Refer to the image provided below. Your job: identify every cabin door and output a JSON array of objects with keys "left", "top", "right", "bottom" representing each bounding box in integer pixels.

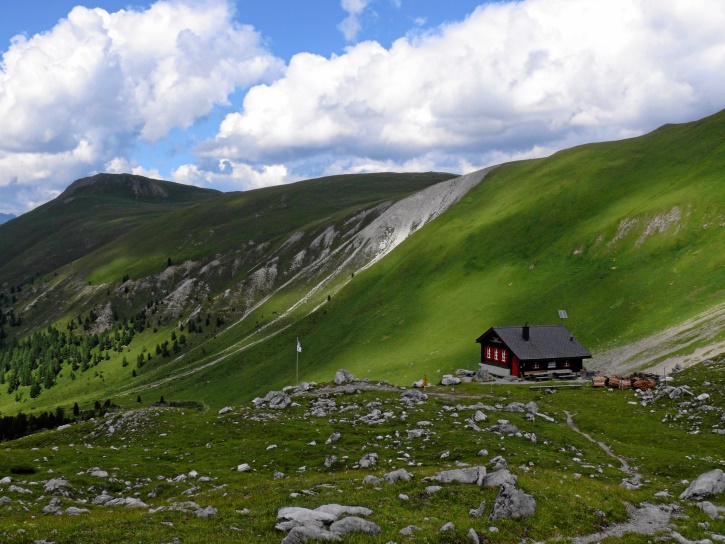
[{"left": 511, "top": 357, "right": 519, "bottom": 377}]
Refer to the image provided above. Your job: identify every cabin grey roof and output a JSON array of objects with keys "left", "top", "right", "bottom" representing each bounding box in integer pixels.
[{"left": 479, "top": 325, "right": 591, "bottom": 361}]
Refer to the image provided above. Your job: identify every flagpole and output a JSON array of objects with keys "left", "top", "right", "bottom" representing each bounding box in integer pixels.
[{"left": 296, "top": 337, "right": 299, "bottom": 386}]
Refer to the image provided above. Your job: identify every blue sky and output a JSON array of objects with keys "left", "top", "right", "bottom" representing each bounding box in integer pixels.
[{"left": 0, "top": 0, "right": 724, "bottom": 215}]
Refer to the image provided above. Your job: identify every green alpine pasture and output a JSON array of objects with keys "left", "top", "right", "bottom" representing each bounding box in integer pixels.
[{"left": 0, "top": 361, "right": 723, "bottom": 543}]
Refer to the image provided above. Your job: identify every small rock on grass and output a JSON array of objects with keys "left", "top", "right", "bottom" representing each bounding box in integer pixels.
[{"left": 400, "top": 525, "right": 422, "bottom": 535}]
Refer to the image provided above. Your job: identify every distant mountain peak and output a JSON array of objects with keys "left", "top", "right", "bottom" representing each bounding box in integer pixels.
[
  {"left": 61, "top": 173, "right": 172, "bottom": 200},
  {"left": 0, "top": 212, "right": 16, "bottom": 225}
]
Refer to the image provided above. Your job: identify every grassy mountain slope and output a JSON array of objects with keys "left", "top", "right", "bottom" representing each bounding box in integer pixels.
[
  {"left": 77, "top": 172, "right": 456, "bottom": 284},
  {"left": 0, "top": 174, "right": 221, "bottom": 285},
  {"left": 150, "top": 109, "right": 725, "bottom": 406},
  {"left": 0, "top": 171, "right": 456, "bottom": 415},
  {"left": 1, "top": 110, "right": 724, "bottom": 416}
]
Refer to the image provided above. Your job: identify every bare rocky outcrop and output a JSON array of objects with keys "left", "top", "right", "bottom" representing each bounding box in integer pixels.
[
  {"left": 489, "top": 483, "right": 536, "bottom": 520},
  {"left": 680, "top": 469, "right": 725, "bottom": 500},
  {"left": 425, "top": 466, "right": 486, "bottom": 486},
  {"left": 253, "top": 391, "right": 292, "bottom": 410}
]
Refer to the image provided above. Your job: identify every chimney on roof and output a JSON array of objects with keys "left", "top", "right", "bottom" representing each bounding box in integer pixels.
[{"left": 522, "top": 322, "right": 529, "bottom": 341}]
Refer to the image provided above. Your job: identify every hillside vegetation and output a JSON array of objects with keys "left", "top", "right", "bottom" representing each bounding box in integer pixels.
[
  {"left": 0, "top": 110, "right": 723, "bottom": 416},
  {"left": 146, "top": 108, "right": 725, "bottom": 406},
  {"left": 0, "top": 174, "right": 221, "bottom": 285}
]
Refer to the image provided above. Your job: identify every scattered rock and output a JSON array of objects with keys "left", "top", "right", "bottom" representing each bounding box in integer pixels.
[
  {"left": 42, "top": 498, "right": 62, "bottom": 515},
  {"left": 362, "top": 475, "right": 382, "bottom": 485},
  {"left": 195, "top": 506, "right": 218, "bottom": 518},
  {"left": 237, "top": 463, "right": 252, "bottom": 473},
  {"left": 425, "top": 466, "right": 486, "bottom": 485},
  {"left": 65, "top": 506, "right": 90, "bottom": 515},
  {"left": 359, "top": 453, "right": 378, "bottom": 468},
  {"left": 329, "top": 517, "right": 381, "bottom": 536},
  {"left": 425, "top": 485, "right": 442, "bottom": 494},
  {"left": 680, "top": 470, "right": 725, "bottom": 500},
  {"left": 218, "top": 406, "right": 233, "bottom": 415},
  {"left": 441, "top": 521, "right": 456, "bottom": 531},
  {"left": 316, "top": 505, "right": 372, "bottom": 517},
  {"left": 504, "top": 402, "right": 526, "bottom": 412},
  {"left": 44, "top": 478, "right": 74, "bottom": 497},
  {"left": 253, "top": 390, "right": 292, "bottom": 410},
  {"left": 468, "top": 528, "right": 481, "bottom": 543},
  {"left": 400, "top": 525, "right": 422, "bottom": 535},
  {"left": 469, "top": 501, "right": 486, "bottom": 518},
  {"left": 490, "top": 483, "right": 536, "bottom": 520},
  {"left": 325, "top": 432, "right": 341, "bottom": 445},
  {"left": 334, "top": 369, "right": 355, "bottom": 385},
  {"left": 383, "top": 469, "right": 413, "bottom": 484},
  {"left": 324, "top": 456, "right": 338, "bottom": 468},
  {"left": 482, "top": 469, "right": 517, "bottom": 487},
  {"left": 441, "top": 375, "right": 461, "bottom": 386}
]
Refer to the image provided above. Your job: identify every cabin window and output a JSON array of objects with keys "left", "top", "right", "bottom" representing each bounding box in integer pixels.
[
  {"left": 531, "top": 362, "right": 540, "bottom": 370},
  {"left": 485, "top": 347, "right": 491, "bottom": 359},
  {"left": 493, "top": 348, "right": 499, "bottom": 361},
  {"left": 563, "top": 360, "right": 571, "bottom": 368},
  {"left": 548, "top": 361, "right": 556, "bottom": 369},
  {"left": 501, "top": 350, "right": 507, "bottom": 363}
]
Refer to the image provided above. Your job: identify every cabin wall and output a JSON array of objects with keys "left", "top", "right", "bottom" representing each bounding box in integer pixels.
[{"left": 480, "top": 343, "right": 511, "bottom": 372}]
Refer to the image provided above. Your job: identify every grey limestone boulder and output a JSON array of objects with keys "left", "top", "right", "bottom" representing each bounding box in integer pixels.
[
  {"left": 44, "top": 478, "right": 74, "bottom": 497},
  {"left": 281, "top": 526, "right": 341, "bottom": 543},
  {"left": 195, "top": 506, "right": 218, "bottom": 518},
  {"left": 680, "top": 469, "right": 725, "bottom": 500},
  {"left": 383, "top": 468, "right": 413, "bottom": 484},
  {"left": 315, "top": 504, "right": 372, "bottom": 517},
  {"left": 325, "top": 432, "right": 341, "bottom": 445},
  {"left": 359, "top": 453, "right": 378, "bottom": 468},
  {"left": 401, "top": 389, "right": 428, "bottom": 403},
  {"left": 469, "top": 501, "right": 486, "bottom": 517},
  {"left": 490, "top": 483, "right": 536, "bottom": 520},
  {"left": 334, "top": 369, "right": 355, "bottom": 385},
  {"left": 504, "top": 402, "right": 526, "bottom": 412},
  {"left": 362, "top": 475, "right": 382, "bottom": 485},
  {"left": 483, "top": 469, "right": 517, "bottom": 487},
  {"left": 441, "top": 375, "right": 461, "bottom": 386},
  {"left": 65, "top": 506, "right": 90, "bottom": 515},
  {"left": 253, "top": 390, "right": 292, "bottom": 409},
  {"left": 426, "top": 466, "right": 486, "bottom": 485},
  {"left": 330, "top": 516, "right": 381, "bottom": 536}
]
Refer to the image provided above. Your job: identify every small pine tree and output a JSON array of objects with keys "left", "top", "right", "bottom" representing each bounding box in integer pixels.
[
  {"left": 137, "top": 395, "right": 141, "bottom": 403},
  {"left": 73, "top": 402, "right": 80, "bottom": 416},
  {"left": 422, "top": 373, "right": 429, "bottom": 387},
  {"left": 132, "top": 369, "right": 137, "bottom": 377},
  {"left": 167, "top": 257, "right": 172, "bottom": 267}
]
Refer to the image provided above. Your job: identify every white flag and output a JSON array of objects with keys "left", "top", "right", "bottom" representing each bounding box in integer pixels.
[{"left": 296, "top": 339, "right": 302, "bottom": 353}]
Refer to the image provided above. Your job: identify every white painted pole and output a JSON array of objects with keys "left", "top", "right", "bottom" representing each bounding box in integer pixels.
[{"left": 296, "top": 337, "right": 299, "bottom": 386}]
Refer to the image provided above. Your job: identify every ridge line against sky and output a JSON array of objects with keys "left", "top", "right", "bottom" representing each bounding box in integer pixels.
[{"left": 0, "top": 0, "right": 724, "bottom": 215}]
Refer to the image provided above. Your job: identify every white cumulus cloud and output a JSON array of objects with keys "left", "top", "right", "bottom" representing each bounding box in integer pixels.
[
  {"left": 338, "top": 0, "right": 372, "bottom": 41},
  {"left": 172, "top": 160, "right": 296, "bottom": 191},
  {"left": 201, "top": 0, "right": 725, "bottom": 175},
  {"left": 0, "top": 0, "right": 282, "bottom": 211}
]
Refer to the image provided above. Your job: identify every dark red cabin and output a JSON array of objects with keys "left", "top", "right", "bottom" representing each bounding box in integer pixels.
[{"left": 475, "top": 324, "right": 591, "bottom": 378}]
